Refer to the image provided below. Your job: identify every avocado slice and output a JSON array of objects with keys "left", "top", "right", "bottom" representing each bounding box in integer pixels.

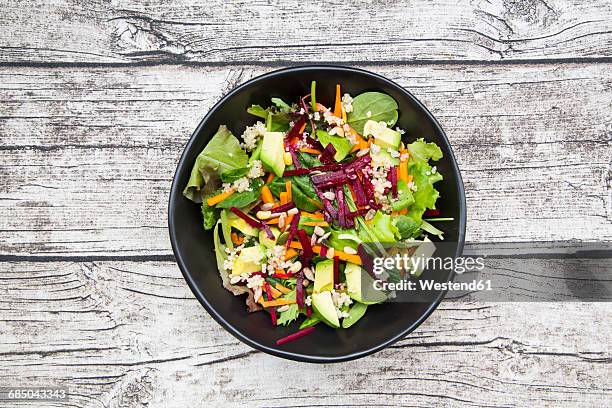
[
  {"left": 374, "top": 128, "right": 401, "bottom": 150},
  {"left": 226, "top": 211, "right": 259, "bottom": 236},
  {"left": 342, "top": 302, "right": 368, "bottom": 328},
  {"left": 261, "top": 131, "right": 285, "bottom": 176},
  {"left": 259, "top": 227, "right": 280, "bottom": 249},
  {"left": 370, "top": 145, "right": 400, "bottom": 166},
  {"left": 363, "top": 119, "right": 401, "bottom": 150},
  {"left": 314, "top": 259, "right": 334, "bottom": 293},
  {"left": 311, "top": 291, "right": 340, "bottom": 328},
  {"left": 231, "top": 245, "right": 265, "bottom": 276},
  {"left": 345, "top": 262, "right": 387, "bottom": 304},
  {"left": 316, "top": 130, "right": 352, "bottom": 162}
]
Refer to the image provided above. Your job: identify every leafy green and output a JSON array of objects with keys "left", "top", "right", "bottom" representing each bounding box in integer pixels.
[
  {"left": 342, "top": 302, "right": 368, "bottom": 328},
  {"left": 219, "top": 209, "right": 234, "bottom": 250},
  {"left": 220, "top": 167, "right": 249, "bottom": 183},
  {"left": 297, "top": 151, "right": 322, "bottom": 168},
  {"left": 420, "top": 220, "right": 445, "bottom": 240},
  {"left": 347, "top": 92, "right": 398, "bottom": 134},
  {"left": 269, "top": 177, "right": 321, "bottom": 212},
  {"left": 247, "top": 105, "right": 291, "bottom": 132},
  {"left": 328, "top": 229, "right": 360, "bottom": 251},
  {"left": 271, "top": 97, "right": 291, "bottom": 113},
  {"left": 406, "top": 138, "right": 443, "bottom": 163},
  {"left": 276, "top": 291, "right": 299, "bottom": 326},
  {"left": 390, "top": 179, "right": 415, "bottom": 211},
  {"left": 366, "top": 211, "right": 399, "bottom": 243},
  {"left": 215, "top": 179, "right": 264, "bottom": 209},
  {"left": 299, "top": 315, "right": 321, "bottom": 329},
  {"left": 394, "top": 214, "right": 421, "bottom": 239},
  {"left": 201, "top": 201, "right": 220, "bottom": 231},
  {"left": 316, "top": 130, "right": 352, "bottom": 161},
  {"left": 213, "top": 221, "right": 261, "bottom": 312},
  {"left": 183, "top": 125, "right": 248, "bottom": 202}
]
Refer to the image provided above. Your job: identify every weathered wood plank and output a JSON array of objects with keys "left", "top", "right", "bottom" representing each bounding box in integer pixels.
[
  {"left": 0, "top": 0, "right": 611, "bottom": 64},
  {"left": 0, "top": 261, "right": 609, "bottom": 407},
  {"left": 0, "top": 64, "right": 610, "bottom": 256}
]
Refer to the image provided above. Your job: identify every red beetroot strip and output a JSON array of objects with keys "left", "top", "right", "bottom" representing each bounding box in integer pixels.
[
  {"left": 424, "top": 209, "right": 441, "bottom": 217},
  {"left": 296, "top": 270, "right": 305, "bottom": 308},
  {"left": 390, "top": 166, "right": 398, "bottom": 198},
  {"left": 275, "top": 326, "right": 316, "bottom": 345},
  {"left": 333, "top": 255, "right": 340, "bottom": 286},
  {"left": 335, "top": 186, "right": 346, "bottom": 227},
  {"left": 270, "top": 202, "right": 296, "bottom": 214},
  {"left": 297, "top": 229, "right": 314, "bottom": 265},
  {"left": 264, "top": 282, "right": 277, "bottom": 326},
  {"left": 284, "top": 212, "right": 301, "bottom": 250}
]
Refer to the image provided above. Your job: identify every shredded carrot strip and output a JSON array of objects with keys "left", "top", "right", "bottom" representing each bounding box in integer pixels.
[
  {"left": 342, "top": 107, "right": 347, "bottom": 123},
  {"left": 315, "top": 102, "right": 326, "bottom": 112},
  {"left": 266, "top": 218, "right": 280, "bottom": 225},
  {"left": 301, "top": 211, "right": 324, "bottom": 219},
  {"left": 230, "top": 232, "right": 243, "bottom": 245},
  {"left": 334, "top": 84, "right": 342, "bottom": 117},
  {"left": 280, "top": 192, "right": 288, "bottom": 205},
  {"left": 302, "top": 221, "right": 329, "bottom": 227},
  {"left": 399, "top": 208, "right": 408, "bottom": 215},
  {"left": 207, "top": 189, "right": 235, "bottom": 206},
  {"left": 266, "top": 173, "right": 275, "bottom": 183},
  {"left": 261, "top": 298, "right": 296, "bottom": 308},
  {"left": 275, "top": 283, "right": 292, "bottom": 294},
  {"left": 283, "top": 248, "right": 300, "bottom": 260},
  {"left": 285, "top": 181, "right": 292, "bottom": 202},
  {"left": 399, "top": 162, "right": 408, "bottom": 183},
  {"left": 257, "top": 295, "right": 264, "bottom": 304},
  {"left": 269, "top": 285, "right": 283, "bottom": 299},
  {"left": 299, "top": 122, "right": 307, "bottom": 134},
  {"left": 299, "top": 147, "right": 323, "bottom": 155},
  {"left": 289, "top": 241, "right": 362, "bottom": 265},
  {"left": 261, "top": 185, "right": 274, "bottom": 204}
]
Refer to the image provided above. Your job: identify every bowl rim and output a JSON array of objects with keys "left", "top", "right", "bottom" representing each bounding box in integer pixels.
[{"left": 168, "top": 64, "right": 467, "bottom": 363}]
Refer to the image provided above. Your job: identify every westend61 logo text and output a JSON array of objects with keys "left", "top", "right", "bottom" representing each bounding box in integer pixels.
[{"left": 372, "top": 253, "right": 486, "bottom": 276}]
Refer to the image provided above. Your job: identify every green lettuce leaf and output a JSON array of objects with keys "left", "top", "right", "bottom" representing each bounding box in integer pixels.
[
  {"left": 213, "top": 221, "right": 261, "bottom": 312},
  {"left": 271, "top": 97, "right": 291, "bottom": 113},
  {"left": 215, "top": 179, "right": 264, "bottom": 209},
  {"left": 247, "top": 105, "right": 291, "bottom": 132},
  {"left": 394, "top": 214, "right": 421, "bottom": 239},
  {"left": 276, "top": 291, "right": 299, "bottom": 326},
  {"left": 406, "top": 138, "right": 443, "bottom": 163},
  {"left": 390, "top": 179, "right": 415, "bottom": 211},
  {"left": 201, "top": 201, "right": 220, "bottom": 231},
  {"left": 221, "top": 167, "right": 249, "bottom": 183},
  {"left": 183, "top": 125, "right": 248, "bottom": 202},
  {"left": 347, "top": 92, "right": 398, "bottom": 134},
  {"left": 365, "top": 211, "right": 399, "bottom": 243},
  {"left": 269, "top": 177, "right": 321, "bottom": 212}
]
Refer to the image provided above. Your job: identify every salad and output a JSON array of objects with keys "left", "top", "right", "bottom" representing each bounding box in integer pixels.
[{"left": 183, "top": 82, "right": 446, "bottom": 344}]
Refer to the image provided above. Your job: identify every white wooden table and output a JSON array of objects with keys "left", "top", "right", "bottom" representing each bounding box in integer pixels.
[{"left": 1, "top": 1, "right": 611, "bottom": 406}]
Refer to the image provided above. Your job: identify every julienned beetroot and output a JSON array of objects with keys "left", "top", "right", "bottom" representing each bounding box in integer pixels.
[{"left": 275, "top": 326, "right": 315, "bottom": 345}]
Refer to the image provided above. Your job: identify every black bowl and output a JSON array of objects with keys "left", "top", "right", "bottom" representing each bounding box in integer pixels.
[{"left": 168, "top": 65, "right": 466, "bottom": 362}]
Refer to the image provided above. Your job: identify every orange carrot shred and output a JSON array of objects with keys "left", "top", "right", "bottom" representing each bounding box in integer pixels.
[
  {"left": 285, "top": 181, "right": 292, "bottom": 202},
  {"left": 334, "top": 84, "right": 342, "bottom": 117},
  {"left": 261, "top": 185, "right": 274, "bottom": 204},
  {"left": 299, "top": 122, "right": 307, "bottom": 134},
  {"left": 207, "top": 189, "right": 235, "bottom": 206},
  {"left": 266, "top": 173, "right": 275, "bottom": 183},
  {"left": 299, "top": 147, "right": 323, "bottom": 155}
]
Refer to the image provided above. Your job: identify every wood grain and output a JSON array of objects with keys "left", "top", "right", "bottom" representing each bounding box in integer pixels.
[
  {"left": 0, "top": 64, "right": 610, "bottom": 257},
  {"left": 0, "top": 260, "right": 609, "bottom": 407},
  {"left": 0, "top": 0, "right": 611, "bottom": 64}
]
